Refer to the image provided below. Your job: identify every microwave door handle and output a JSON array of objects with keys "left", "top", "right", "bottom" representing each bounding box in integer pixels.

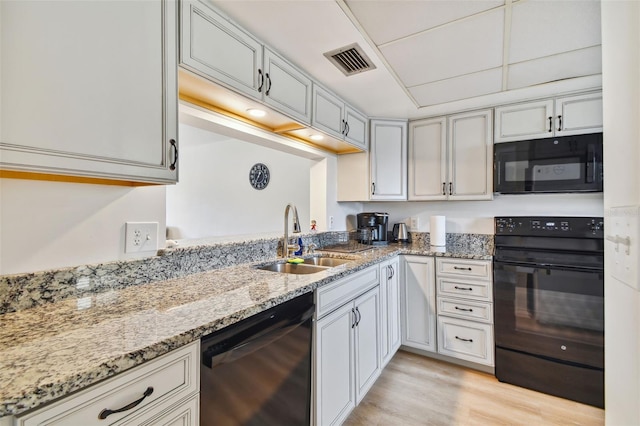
[{"left": 586, "top": 145, "right": 595, "bottom": 183}]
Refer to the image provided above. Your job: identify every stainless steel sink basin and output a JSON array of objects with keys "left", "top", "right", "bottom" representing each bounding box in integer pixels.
[
  {"left": 256, "top": 256, "right": 354, "bottom": 274},
  {"left": 302, "top": 257, "right": 352, "bottom": 267},
  {"left": 257, "top": 263, "right": 329, "bottom": 274}
]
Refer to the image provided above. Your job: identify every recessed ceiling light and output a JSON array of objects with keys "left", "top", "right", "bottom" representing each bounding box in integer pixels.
[
  {"left": 246, "top": 108, "right": 266, "bottom": 118},
  {"left": 310, "top": 134, "right": 324, "bottom": 141}
]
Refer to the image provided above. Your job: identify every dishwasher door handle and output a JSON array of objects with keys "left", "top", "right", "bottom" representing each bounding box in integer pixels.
[{"left": 202, "top": 304, "right": 314, "bottom": 369}]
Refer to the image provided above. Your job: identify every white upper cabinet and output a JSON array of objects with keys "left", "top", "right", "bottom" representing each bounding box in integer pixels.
[
  {"left": 312, "top": 86, "right": 345, "bottom": 137},
  {"left": 554, "top": 92, "right": 603, "bottom": 136},
  {"left": 409, "top": 109, "right": 492, "bottom": 201},
  {"left": 448, "top": 110, "right": 493, "bottom": 200},
  {"left": 408, "top": 117, "right": 447, "bottom": 200},
  {"left": 494, "top": 99, "right": 554, "bottom": 142},
  {"left": 0, "top": 0, "right": 179, "bottom": 184},
  {"left": 181, "top": 0, "right": 262, "bottom": 98},
  {"left": 344, "top": 106, "right": 368, "bottom": 150},
  {"left": 495, "top": 91, "right": 602, "bottom": 142},
  {"left": 312, "top": 85, "right": 369, "bottom": 151},
  {"left": 370, "top": 119, "right": 408, "bottom": 201},
  {"left": 337, "top": 118, "right": 405, "bottom": 201},
  {"left": 181, "top": 0, "right": 312, "bottom": 124},
  {"left": 262, "top": 48, "right": 312, "bottom": 124}
]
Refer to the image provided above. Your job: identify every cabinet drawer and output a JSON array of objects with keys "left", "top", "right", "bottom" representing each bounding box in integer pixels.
[
  {"left": 437, "top": 297, "right": 492, "bottom": 323},
  {"left": 316, "top": 266, "right": 379, "bottom": 319},
  {"left": 17, "top": 342, "right": 199, "bottom": 426},
  {"left": 437, "top": 317, "right": 494, "bottom": 366},
  {"left": 437, "top": 277, "right": 492, "bottom": 302},
  {"left": 436, "top": 258, "right": 491, "bottom": 280},
  {"left": 123, "top": 394, "right": 199, "bottom": 426}
]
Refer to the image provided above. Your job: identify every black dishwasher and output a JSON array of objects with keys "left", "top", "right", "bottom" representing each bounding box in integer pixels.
[{"left": 200, "top": 292, "right": 314, "bottom": 426}]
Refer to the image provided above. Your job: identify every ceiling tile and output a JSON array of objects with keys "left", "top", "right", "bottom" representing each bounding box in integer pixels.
[
  {"left": 508, "top": 46, "right": 602, "bottom": 90},
  {"left": 380, "top": 8, "right": 504, "bottom": 87},
  {"left": 346, "top": 0, "right": 505, "bottom": 45},
  {"left": 409, "top": 67, "right": 503, "bottom": 107},
  {"left": 509, "top": 0, "right": 601, "bottom": 64}
]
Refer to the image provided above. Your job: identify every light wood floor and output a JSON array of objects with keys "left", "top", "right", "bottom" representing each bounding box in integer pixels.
[{"left": 344, "top": 350, "right": 605, "bottom": 426}]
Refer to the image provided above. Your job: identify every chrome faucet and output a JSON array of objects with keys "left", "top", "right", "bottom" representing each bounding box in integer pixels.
[{"left": 283, "top": 203, "right": 301, "bottom": 258}]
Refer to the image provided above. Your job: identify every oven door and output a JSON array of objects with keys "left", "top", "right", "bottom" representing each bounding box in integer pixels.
[
  {"left": 494, "top": 260, "right": 604, "bottom": 368},
  {"left": 494, "top": 133, "right": 603, "bottom": 194}
]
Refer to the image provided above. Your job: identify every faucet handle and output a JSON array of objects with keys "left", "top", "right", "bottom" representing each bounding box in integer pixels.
[{"left": 307, "top": 243, "right": 317, "bottom": 254}]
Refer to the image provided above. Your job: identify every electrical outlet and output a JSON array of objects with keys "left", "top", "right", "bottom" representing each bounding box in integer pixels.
[
  {"left": 125, "top": 222, "right": 159, "bottom": 253},
  {"left": 410, "top": 217, "right": 419, "bottom": 230},
  {"left": 329, "top": 216, "right": 334, "bottom": 230}
]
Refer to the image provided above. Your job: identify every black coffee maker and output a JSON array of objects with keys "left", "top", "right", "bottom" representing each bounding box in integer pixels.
[{"left": 356, "top": 212, "right": 389, "bottom": 245}]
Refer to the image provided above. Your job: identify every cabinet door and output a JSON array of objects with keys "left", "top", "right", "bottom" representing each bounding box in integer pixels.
[
  {"left": 400, "top": 256, "right": 436, "bottom": 352},
  {"left": 379, "top": 258, "right": 400, "bottom": 368},
  {"left": 1, "top": 0, "right": 178, "bottom": 184},
  {"left": 448, "top": 110, "right": 493, "bottom": 200},
  {"left": 555, "top": 92, "right": 603, "bottom": 136},
  {"left": 494, "top": 99, "right": 554, "bottom": 142},
  {"left": 378, "top": 261, "right": 390, "bottom": 366},
  {"left": 387, "top": 257, "right": 402, "bottom": 360},
  {"left": 354, "top": 287, "right": 381, "bottom": 404},
  {"left": 180, "top": 0, "right": 262, "bottom": 99},
  {"left": 408, "top": 117, "right": 447, "bottom": 200},
  {"left": 263, "top": 47, "right": 312, "bottom": 124},
  {"left": 312, "top": 86, "right": 345, "bottom": 140},
  {"left": 370, "top": 119, "right": 408, "bottom": 200},
  {"left": 315, "top": 303, "right": 356, "bottom": 426},
  {"left": 344, "top": 105, "right": 369, "bottom": 150}
]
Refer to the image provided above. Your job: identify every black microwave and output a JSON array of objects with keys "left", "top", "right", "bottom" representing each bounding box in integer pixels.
[{"left": 494, "top": 133, "right": 603, "bottom": 194}]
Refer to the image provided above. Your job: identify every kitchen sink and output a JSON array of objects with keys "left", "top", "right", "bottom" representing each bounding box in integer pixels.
[
  {"left": 302, "top": 257, "right": 352, "bottom": 267},
  {"left": 256, "top": 256, "right": 354, "bottom": 274},
  {"left": 257, "top": 263, "right": 329, "bottom": 274}
]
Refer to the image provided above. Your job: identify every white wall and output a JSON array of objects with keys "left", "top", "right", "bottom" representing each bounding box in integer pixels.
[
  {"left": 166, "top": 124, "right": 313, "bottom": 239},
  {"left": 0, "top": 179, "right": 166, "bottom": 275},
  {"left": 365, "top": 193, "right": 603, "bottom": 234},
  {"left": 601, "top": 1, "right": 640, "bottom": 424}
]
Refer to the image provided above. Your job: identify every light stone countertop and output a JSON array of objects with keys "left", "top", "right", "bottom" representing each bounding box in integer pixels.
[{"left": 0, "top": 243, "right": 491, "bottom": 418}]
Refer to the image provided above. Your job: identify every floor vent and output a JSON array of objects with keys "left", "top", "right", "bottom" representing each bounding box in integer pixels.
[{"left": 323, "top": 43, "right": 376, "bottom": 76}]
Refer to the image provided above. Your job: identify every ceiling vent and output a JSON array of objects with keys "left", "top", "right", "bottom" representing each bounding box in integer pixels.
[{"left": 323, "top": 43, "right": 376, "bottom": 76}]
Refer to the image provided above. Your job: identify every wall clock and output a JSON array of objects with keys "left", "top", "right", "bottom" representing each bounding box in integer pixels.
[{"left": 249, "top": 163, "right": 270, "bottom": 190}]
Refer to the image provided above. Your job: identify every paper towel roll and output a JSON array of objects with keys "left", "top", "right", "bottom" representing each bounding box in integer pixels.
[{"left": 430, "top": 216, "right": 446, "bottom": 247}]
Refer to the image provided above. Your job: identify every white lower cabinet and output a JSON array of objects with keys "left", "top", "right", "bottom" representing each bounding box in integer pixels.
[
  {"left": 400, "top": 255, "right": 437, "bottom": 352},
  {"left": 400, "top": 255, "right": 495, "bottom": 368},
  {"left": 435, "top": 258, "right": 494, "bottom": 366},
  {"left": 315, "top": 266, "right": 381, "bottom": 426},
  {"left": 14, "top": 342, "right": 199, "bottom": 426},
  {"left": 379, "top": 256, "right": 401, "bottom": 367}
]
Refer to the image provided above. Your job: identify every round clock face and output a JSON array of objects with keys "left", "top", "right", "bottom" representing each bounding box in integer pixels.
[{"left": 249, "top": 163, "right": 270, "bottom": 190}]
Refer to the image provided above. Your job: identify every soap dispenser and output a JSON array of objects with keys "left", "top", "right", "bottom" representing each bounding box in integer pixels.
[{"left": 294, "top": 237, "right": 303, "bottom": 256}]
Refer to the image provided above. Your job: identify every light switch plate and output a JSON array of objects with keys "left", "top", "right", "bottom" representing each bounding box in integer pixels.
[
  {"left": 606, "top": 206, "right": 640, "bottom": 290},
  {"left": 125, "top": 222, "right": 159, "bottom": 254}
]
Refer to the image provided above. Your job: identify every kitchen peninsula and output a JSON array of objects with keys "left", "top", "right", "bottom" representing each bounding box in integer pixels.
[{"left": 0, "top": 231, "right": 491, "bottom": 423}]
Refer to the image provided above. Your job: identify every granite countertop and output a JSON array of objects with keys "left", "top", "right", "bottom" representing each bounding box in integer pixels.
[{"left": 0, "top": 243, "right": 491, "bottom": 418}]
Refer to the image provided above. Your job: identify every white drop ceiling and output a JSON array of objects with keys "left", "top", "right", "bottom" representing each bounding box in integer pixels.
[{"left": 211, "top": 0, "right": 602, "bottom": 119}]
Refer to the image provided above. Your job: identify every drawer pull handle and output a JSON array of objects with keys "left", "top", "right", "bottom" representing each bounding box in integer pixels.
[
  {"left": 453, "top": 266, "right": 472, "bottom": 271},
  {"left": 455, "top": 336, "right": 473, "bottom": 343},
  {"left": 98, "top": 386, "right": 154, "bottom": 420},
  {"left": 454, "top": 286, "right": 473, "bottom": 291},
  {"left": 454, "top": 306, "right": 473, "bottom": 312}
]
